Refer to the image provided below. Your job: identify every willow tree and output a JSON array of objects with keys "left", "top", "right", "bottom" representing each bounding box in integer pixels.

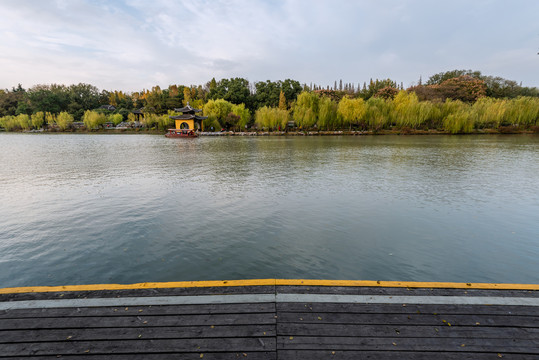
[
  {"left": 56, "top": 111, "right": 74, "bottom": 131},
  {"left": 141, "top": 113, "right": 158, "bottom": 128},
  {"left": 156, "top": 112, "right": 174, "bottom": 130},
  {"left": 293, "top": 91, "right": 318, "bottom": 129},
  {"left": 337, "top": 96, "right": 366, "bottom": 130},
  {"left": 472, "top": 97, "right": 507, "bottom": 128},
  {"left": 0, "top": 116, "right": 17, "bottom": 130},
  {"left": 31, "top": 112, "right": 45, "bottom": 129},
  {"left": 317, "top": 97, "right": 338, "bottom": 130},
  {"left": 364, "top": 97, "right": 393, "bottom": 130},
  {"left": 45, "top": 112, "right": 56, "bottom": 127},
  {"left": 203, "top": 99, "right": 234, "bottom": 129},
  {"left": 503, "top": 96, "right": 539, "bottom": 126},
  {"left": 16, "top": 114, "right": 31, "bottom": 130},
  {"left": 108, "top": 113, "right": 124, "bottom": 125},
  {"left": 442, "top": 100, "right": 473, "bottom": 133},
  {"left": 82, "top": 110, "right": 106, "bottom": 130},
  {"left": 393, "top": 91, "right": 419, "bottom": 128},
  {"left": 255, "top": 106, "right": 289, "bottom": 130},
  {"left": 231, "top": 103, "right": 251, "bottom": 130}
]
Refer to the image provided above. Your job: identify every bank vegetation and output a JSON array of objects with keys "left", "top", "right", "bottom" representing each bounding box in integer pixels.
[{"left": 1, "top": 70, "right": 538, "bottom": 134}]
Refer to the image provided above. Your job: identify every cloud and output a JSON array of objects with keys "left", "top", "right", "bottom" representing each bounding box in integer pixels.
[{"left": 0, "top": 0, "right": 538, "bottom": 91}]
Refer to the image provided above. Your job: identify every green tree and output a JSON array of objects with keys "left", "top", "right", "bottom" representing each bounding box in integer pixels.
[
  {"left": 426, "top": 69, "right": 482, "bottom": 85},
  {"left": 0, "top": 88, "right": 25, "bottom": 116},
  {"left": 361, "top": 79, "right": 398, "bottom": 100},
  {"left": 209, "top": 78, "right": 252, "bottom": 108},
  {"left": 26, "top": 84, "right": 70, "bottom": 114},
  {"left": 281, "top": 79, "right": 302, "bottom": 103},
  {"left": 68, "top": 83, "right": 101, "bottom": 111},
  {"left": 255, "top": 80, "right": 281, "bottom": 108},
  {"left": 208, "top": 77, "right": 217, "bottom": 92}
]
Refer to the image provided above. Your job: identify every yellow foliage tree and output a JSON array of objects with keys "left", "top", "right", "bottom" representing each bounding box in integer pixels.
[
  {"left": 56, "top": 112, "right": 74, "bottom": 131},
  {"left": 31, "top": 112, "right": 45, "bottom": 129},
  {"left": 337, "top": 96, "right": 366, "bottom": 130},
  {"left": 278, "top": 90, "right": 287, "bottom": 110}
]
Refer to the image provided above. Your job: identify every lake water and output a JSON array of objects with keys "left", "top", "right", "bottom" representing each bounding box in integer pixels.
[{"left": 0, "top": 133, "right": 538, "bottom": 287}]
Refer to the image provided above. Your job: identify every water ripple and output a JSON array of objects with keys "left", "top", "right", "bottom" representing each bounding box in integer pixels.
[{"left": 0, "top": 134, "right": 538, "bottom": 287}]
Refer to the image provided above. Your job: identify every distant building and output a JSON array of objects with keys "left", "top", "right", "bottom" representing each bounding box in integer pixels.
[
  {"left": 132, "top": 108, "right": 143, "bottom": 122},
  {"left": 169, "top": 103, "right": 207, "bottom": 130},
  {"left": 72, "top": 122, "right": 85, "bottom": 129},
  {"left": 99, "top": 105, "right": 116, "bottom": 111}
]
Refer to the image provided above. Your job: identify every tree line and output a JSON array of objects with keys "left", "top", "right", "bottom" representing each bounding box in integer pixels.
[{"left": 1, "top": 70, "right": 538, "bottom": 133}]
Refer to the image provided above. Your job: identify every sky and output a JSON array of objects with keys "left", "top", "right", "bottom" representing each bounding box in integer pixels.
[{"left": 0, "top": 0, "right": 538, "bottom": 92}]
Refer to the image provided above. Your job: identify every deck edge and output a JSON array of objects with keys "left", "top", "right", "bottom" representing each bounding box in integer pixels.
[{"left": 1, "top": 279, "right": 538, "bottom": 294}]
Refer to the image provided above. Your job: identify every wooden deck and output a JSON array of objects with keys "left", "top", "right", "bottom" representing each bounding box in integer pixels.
[{"left": 0, "top": 280, "right": 538, "bottom": 359}]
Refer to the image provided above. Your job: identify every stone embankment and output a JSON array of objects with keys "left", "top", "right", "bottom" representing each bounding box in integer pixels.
[{"left": 199, "top": 131, "right": 360, "bottom": 136}]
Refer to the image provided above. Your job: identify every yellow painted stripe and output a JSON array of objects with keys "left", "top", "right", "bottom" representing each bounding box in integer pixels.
[
  {"left": 275, "top": 279, "right": 539, "bottom": 290},
  {"left": 0, "top": 279, "right": 275, "bottom": 294},
  {"left": 0, "top": 279, "right": 537, "bottom": 294}
]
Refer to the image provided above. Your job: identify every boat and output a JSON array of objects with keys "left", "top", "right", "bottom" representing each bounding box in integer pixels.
[{"left": 165, "top": 129, "right": 198, "bottom": 138}]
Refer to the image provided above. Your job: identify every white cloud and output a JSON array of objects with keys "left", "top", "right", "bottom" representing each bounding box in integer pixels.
[{"left": 0, "top": 0, "right": 538, "bottom": 91}]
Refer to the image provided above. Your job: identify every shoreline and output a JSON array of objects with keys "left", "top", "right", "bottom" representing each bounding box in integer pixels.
[{"left": 6, "top": 128, "right": 538, "bottom": 136}]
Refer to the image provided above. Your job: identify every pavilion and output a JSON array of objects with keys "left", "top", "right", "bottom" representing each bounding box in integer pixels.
[{"left": 169, "top": 103, "right": 207, "bottom": 131}]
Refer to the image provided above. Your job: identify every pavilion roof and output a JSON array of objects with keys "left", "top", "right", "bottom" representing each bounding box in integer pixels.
[
  {"left": 169, "top": 114, "right": 208, "bottom": 120},
  {"left": 174, "top": 103, "right": 202, "bottom": 114}
]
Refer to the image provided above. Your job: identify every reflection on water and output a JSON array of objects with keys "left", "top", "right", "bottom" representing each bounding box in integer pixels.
[{"left": 0, "top": 133, "right": 538, "bottom": 287}]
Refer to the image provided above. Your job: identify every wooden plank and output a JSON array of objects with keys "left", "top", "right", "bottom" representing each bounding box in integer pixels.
[
  {"left": 0, "top": 285, "right": 276, "bottom": 302},
  {"left": 276, "top": 312, "right": 539, "bottom": 327},
  {"left": 0, "top": 313, "right": 276, "bottom": 330},
  {"left": 277, "top": 302, "right": 539, "bottom": 316},
  {"left": 277, "top": 350, "right": 533, "bottom": 360},
  {"left": 0, "top": 324, "right": 276, "bottom": 343},
  {"left": 0, "top": 303, "right": 275, "bottom": 319},
  {"left": 277, "top": 323, "right": 539, "bottom": 340},
  {"left": 0, "top": 337, "right": 277, "bottom": 356},
  {"left": 277, "top": 336, "right": 538, "bottom": 353},
  {"left": 277, "top": 294, "right": 539, "bottom": 307},
  {"left": 276, "top": 286, "right": 539, "bottom": 298},
  {"left": 19, "top": 353, "right": 276, "bottom": 360}
]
